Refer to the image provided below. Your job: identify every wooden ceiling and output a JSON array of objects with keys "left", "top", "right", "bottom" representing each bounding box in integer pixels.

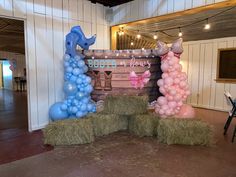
[
  {"left": 116, "top": 5, "right": 236, "bottom": 49},
  {"left": 88, "top": 0, "right": 133, "bottom": 7},
  {"left": 0, "top": 17, "right": 24, "bottom": 54}
]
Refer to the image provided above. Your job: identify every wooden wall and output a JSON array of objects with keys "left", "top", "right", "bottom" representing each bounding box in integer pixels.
[
  {"left": 111, "top": 0, "right": 227, "bottom": 25},
  {"left": 181, "top": 36, "right": 236, "bottom": 112},
  {"left": 0, "top": 0, "right": 110, "bottom": 131}
]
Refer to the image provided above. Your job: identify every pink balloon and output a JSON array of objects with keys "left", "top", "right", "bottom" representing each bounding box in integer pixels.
[
  {"left": 169, "top": 89, "right": 176, "bottom": 96},
  {"left": 174, "top": 78, "right": 180, "bottom": 84},
  {"left": 164, "top": 77, "right": 173, "bottom": 85},
  {"left": 162, "top": 73, "right": 169, "bottom": 79},
  {"left": 168, "top": 101, "right": 177, "bottom": 108},
  {"left": 161, "top": 63, "right": 169, "bottom": 72},
  {"left": 174, "top": 94, "right": 182, "bottom": 101},
  {"left": 157, "top": 96, "right": 167, "bottom": 106},
  {"left": 162, "top": 104, "right": 169, "bottom": 110},
  {"left": 157, "top": 79, "right": 164, "bottom": 87},
  {"left": 159, "top": 87, "right": 166, "bottom": 94},
  {"left": 176, "top": 104, "right": 195, "bottom": 118}
]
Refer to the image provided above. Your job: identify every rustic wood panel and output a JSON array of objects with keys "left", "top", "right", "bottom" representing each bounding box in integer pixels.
[
  {"left": 85, "top": 54, "right": 162, "bottom": 102},
  {"left": 183, "top": 36, "right": 236, "bottom": 112}
]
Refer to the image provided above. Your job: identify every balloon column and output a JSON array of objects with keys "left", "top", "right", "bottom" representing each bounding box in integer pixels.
[
  {"left": 155, "top": 38, "right": 195, "bottom": 118},
  {"left": 49, "top": 26, "right": 97, "bottom": 121}
]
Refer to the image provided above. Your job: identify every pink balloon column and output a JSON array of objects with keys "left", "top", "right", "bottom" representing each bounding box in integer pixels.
[{"left": 155, "top": 38, "right": 195, "bottom": 118}]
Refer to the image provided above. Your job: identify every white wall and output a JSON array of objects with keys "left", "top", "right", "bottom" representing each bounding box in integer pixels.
[
  {"left": 0, "top": 0, "right": 110, "bottom": 131},
  {"left": 181, "top": 36, "right": 236, "bottom": 112},
  {"left": 111, "top": 0, "right": 227, "bottom": 25}
]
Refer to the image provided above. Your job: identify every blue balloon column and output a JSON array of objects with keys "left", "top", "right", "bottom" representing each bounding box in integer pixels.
[{"left": 49, "top": 26, "right": 96, "bottom": 121}]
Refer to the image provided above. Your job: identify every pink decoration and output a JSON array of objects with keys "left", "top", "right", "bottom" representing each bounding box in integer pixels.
[
  {"left": 129, "top": 70, "right": 151, "bottom": 89},
  {"left": 176, "top": 104, "right": 195, "bottom": 118},
  {"left": 155, "top": 38, "right": 195, "bottom": 118}
]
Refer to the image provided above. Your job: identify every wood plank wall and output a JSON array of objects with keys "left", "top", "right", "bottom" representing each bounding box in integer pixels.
[
  {"left": 182, "top": 36, "right": 236, "bottom": 112},
  {"left": 111, "top": 0, "right": 227, "bottom": 25},
  {"left": 0, "top": 0, "right": 110, "bottom": 131}
]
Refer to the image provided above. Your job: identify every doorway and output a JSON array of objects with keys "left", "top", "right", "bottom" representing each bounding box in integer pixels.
[{"left": 0, "top": 17, "right": 28, "bottom": 131}]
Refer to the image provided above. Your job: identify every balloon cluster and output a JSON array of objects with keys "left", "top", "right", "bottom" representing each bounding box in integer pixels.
[
  {"left": 49, "top": 26, "right": 96, "bottom": 121},
  {"left": 155, "top": 39, "right": 194, "bottom": 118}
]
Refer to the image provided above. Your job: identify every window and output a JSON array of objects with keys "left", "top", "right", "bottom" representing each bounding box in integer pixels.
[{"left": 216, "top": 48, "right": 236, "bottom": 83}]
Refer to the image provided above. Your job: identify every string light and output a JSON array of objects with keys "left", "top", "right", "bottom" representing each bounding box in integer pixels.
[
  {"left": 178, "top": 27, "right": 183, "bottom": 37},
  {"left": 204, "top": 18, "right": 211, "bottom": 30},
  {"left": 153, "top": 34, "right": 158, "bottom": 39},
  {"left": 136, "top": 31, "right": 141, "bottom": 39},
  {"left": 131, "top": 42, "right": 134, "bottom": 46},
  {"left": 117, "top": 6, "right": 234, "bottom": 40},
  {"left": 117, "top": 27, "right": 124, "bottom": 36}
]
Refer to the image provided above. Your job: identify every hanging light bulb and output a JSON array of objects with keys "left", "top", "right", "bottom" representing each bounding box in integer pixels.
[
  {"left": 121, "top": 31, "right": 124, "bottom": 35},
  {"left": 131, "top": 42, "right": 134, "bottom": 46},
  {"left": 153, "top": 34, "right": 158, "bottom": 40},
  {"left": 204, "top": 18, "right": 211, "bottom": 30},
  {"left": 136, "top": 31, "right": 141, "bottom": 39},
  {"left": 178, "top": 27, "right": 183, "bottom": 37}
]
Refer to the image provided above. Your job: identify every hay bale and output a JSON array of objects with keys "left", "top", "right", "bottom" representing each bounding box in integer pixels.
[
  {"left": 129, "top": 114, "right": 159, "bottom": 137},
  {"left": 88, "top": 113, "right": 128, "bottom": 136},
  {"left": 103, "top": 95, "right": 148, "bottom": 115},
  {"left": 157, "top": 118, "right": 213, "bottom": 146},
  {"left": 43, "top": 118, "right": 94, "bottom": 146}
]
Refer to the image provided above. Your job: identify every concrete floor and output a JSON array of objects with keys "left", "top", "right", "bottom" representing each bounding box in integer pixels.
[{"left": 0, "top": 108, "right": 236, "bottom": 177}]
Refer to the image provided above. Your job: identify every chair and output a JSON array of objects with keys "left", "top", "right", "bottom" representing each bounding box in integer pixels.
[{"left": 223, "top": 91, "right": 236, "bottom": 135}]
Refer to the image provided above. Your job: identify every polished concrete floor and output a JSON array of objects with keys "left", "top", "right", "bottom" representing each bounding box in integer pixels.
[{"left": 0, "top": 89, "right": 53, "bottom": 165}]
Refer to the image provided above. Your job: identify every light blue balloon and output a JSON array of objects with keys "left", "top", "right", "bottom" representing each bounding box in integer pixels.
[
  {"left": 76, "top": 111, "right": 83, "bottom": 118},
  {"left": 49, "top": 102, "right": 68, "bottom": 121},
  {"left": 66, "top": 66, "right": 73, "bottom": 73},
  {"left": 85, "top": 76, "right": 91, "bottom": 84},
  {"left": 83, "top": 65, "right": 88, "bottom": 72},
  {"left": 71, "top": 106, "right": 78, "bottom": 113},
  {"left": 69, "top": 75, "right": 77, "bottom": 82},
  {"left": 82, "top": 97, "right": 89, "bottom": 104},
  {"left": 61, "top": 103, "right": 67, "bottom": 111},
  {"left": 85, "top": 85, "right": 93, "bottom": 93},
  {"left": 78, "top": 60, "right": 85, "bottom": 67},
  {"left": 80, "top": 104, "right": 87, "bottom": 111},
  {"left": 64, "top": 61, "right": 70, "bottom": 67},
  {"left": 64, "top": 81, "right": 77, "bottom": 96},
  {"left": 76, "top": 78, "right": 83, "bottom": 84},
  {"left": 87, "top": 103, "right": 93, "bottom": 111},
  {"left": 64, "top": 54, "right": 70, "bottom": 61},
  {"left": 76, "top": 91, "right": 84, "bottom": 99},
  {"left": 73, "top": 68, "right": 80, "bottom": 75}
]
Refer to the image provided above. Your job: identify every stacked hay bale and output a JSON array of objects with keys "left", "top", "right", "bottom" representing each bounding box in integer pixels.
[
  {"left": 157, "top": 118, "right": 213, "bottom": 146},
  {"left": 43, "top": 95, "right": 214, "bottom": 146},
  {"left": 43, "top": 118, "right": 94, "bottom": 146},
  {"left": 88, "top": 113, "right": 128, "bottom": 137}
]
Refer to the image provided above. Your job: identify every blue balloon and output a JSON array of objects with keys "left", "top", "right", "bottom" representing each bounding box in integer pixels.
[
  {"left": 76, "top": 91, "right": 85, "bottom": 99},
  {"left": 78, "top": 60, "right": 85, "bottom": 67},
  {"left": 76, "top": 111, "right": 83, "bottom": 118},
  {"left": 49, "top": 102, "right": 69, "bottom": 121},
  {"left": 83, "top": 65, "right": 88, "bottom": 72},
  {"left": 85, "top": 85, "right": 93, "bottom": 93},
  {"left": 69, "top": 75, "right": 77, "bottom": 82},
  {"left": 73, "top": 68, "right": 81, "bottom": 75},
  {"left": 61, "top": 103, "right": 68, "bottom": 111},
  {"left": 76, "top": 78, "right": 83, "bottom": 84},
  {"left": 64, "top": 54, "right": 70, "bottom": 61},
  {"left": 64, "top": 81, "right": 77, "bottom": 96},
  {"left": 85, "top": 76, "right": 91, "bottom": 84},
  {"left": 64, "top": 61, "right": 70, "bottom": 67},
  {"left": 80, "top": 104, "right": 87, "bottom": 111},
  {"left": 66, "top": 66, "right": 73, "bottom": 73}
]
